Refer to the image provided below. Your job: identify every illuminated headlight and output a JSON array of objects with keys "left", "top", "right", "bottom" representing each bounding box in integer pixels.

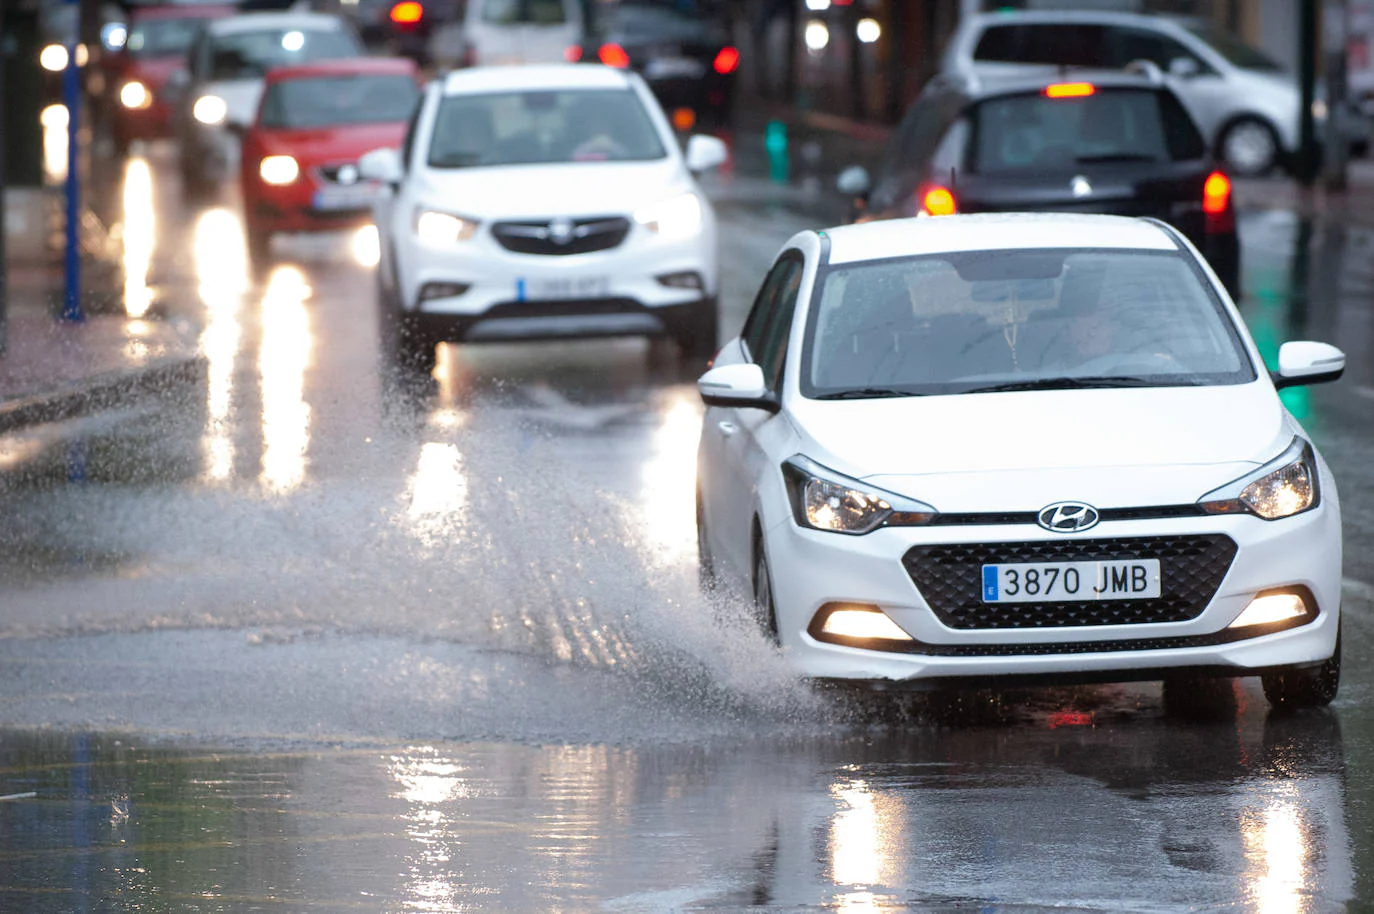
[
  {"left": 414, "top": 208, "right": 478, "bottom": 244},
  {"left": 1227, "top": 592, "right": 1310, "bottom": 629},
  {"left": 1199, "top": 438, "right": 1319, "bottom": 520},
  {"left": 782, "top": 456, "right": 937, "bottom": 535},
  {"left": 120, "top": 80, "right": 152, "bottom": 110},
  {"left": 193, "top": 94, "right": 228, "bottom": 126},
  {"left": 820, "top": 606, "right": 913, "bottom": 642},
  {"left": 634, "top": 192, "right": 702, "bottom": 240},
  {"left": 259, "top": 155, "right": 299, "bottom": 185}
]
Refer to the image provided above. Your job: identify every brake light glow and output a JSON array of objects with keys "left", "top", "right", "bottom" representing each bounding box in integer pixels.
[
  {"left": 1043, "top": 82, "right": 1096, "bottom": 99},
  {"left": 564, "top": 44, "right": 582, "bottom": 62},
  {"left": 1202, "top": 171, "right": 1231, "bottom": 215},
  {"left": 713, "top": 46, "right": 739, "bottom": 75},
  {"left": 921, "top": 185, "right": 957, "bottom": 216},
  {"left": 598, "top": 43, "right": 630, "bottom": 68},
  {"left": 390, "top": 1, "right": 423, "bottom": 24}
]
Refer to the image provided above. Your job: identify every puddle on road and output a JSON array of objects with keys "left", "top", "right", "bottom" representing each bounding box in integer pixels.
[{"left": 0, "top": 703, "right": 1357, "bottom": 912}]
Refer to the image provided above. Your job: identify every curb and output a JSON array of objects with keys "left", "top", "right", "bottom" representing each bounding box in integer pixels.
[{"left": 0, "top": 354, "right": 207, "bottom": 436}]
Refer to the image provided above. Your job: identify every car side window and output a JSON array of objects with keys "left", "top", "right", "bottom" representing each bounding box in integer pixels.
[
  {"left": 400, "top": 92, "right": 426, "bottom": 174},
  {"left": 974, "top": 24, "right": 1108, "bottom": 67},
  {"left": 1110, "top": 27, "right": 1209, "bottom": 73},
  {"left": 755, "top": 261, "right": 803, "bottom": 391},
  {"left": 741, "top": 256, "right": 798, "bottom": 360},
  {"left": 930, "top": 117, "right": 970, "bottom": 178}
]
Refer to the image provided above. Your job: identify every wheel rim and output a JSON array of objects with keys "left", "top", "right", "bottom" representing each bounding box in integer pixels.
[
  {"left": 754, "top": 552, "right": 778, "bottom": 641},
  {"left": 1223, "top": 121, "right": 1276, "bottom": 175}
]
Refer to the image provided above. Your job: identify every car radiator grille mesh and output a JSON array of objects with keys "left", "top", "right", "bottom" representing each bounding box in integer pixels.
[
  {"left": 491, "top": 217, "right": 631, "bottom": 255},
  {"left": 902, "top": 535, "right": 1238, "bottom": 629}
]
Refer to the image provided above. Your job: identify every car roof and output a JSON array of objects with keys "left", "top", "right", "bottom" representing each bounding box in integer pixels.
[
  {"left": 821, "top": 214, "right": 1178, "bottom": 266},
  {"left": 207, "top": 12, "right": 347, "bottom": 34},
  {"left": 441, "top": 64, "right": 635, "bottom": 95},
  {"left": 265, "top": 56, "right": 417, "bottom": 83},
  {"left": 966, "top": 10, "right": 1192, "bottom": 30}
]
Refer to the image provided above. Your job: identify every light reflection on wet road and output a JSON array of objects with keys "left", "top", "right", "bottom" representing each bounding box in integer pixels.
[{"left": 0, "top": 143, "right": 1372, "bottom": 910}]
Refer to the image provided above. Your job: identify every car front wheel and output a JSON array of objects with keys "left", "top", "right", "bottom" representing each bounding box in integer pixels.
[
  {"left": 752, "top": 539, "right": 780, "bottom": 643},
  {"left": 377, "top": 274, "right": 436, "bottom": 376},
  {"left": 1219, "top": 117, "right": 1280, "bottom": 177},
  {"left": 1262, "top": 622, "right": 1341, "bottom": 709}
]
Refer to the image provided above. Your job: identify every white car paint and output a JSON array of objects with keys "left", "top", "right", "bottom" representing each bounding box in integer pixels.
[
  {"left": 695, "top": 213, "right": 1345, "bottom": 698},
  {"left": 461, "top": 0, "right": 582, "bottom": 66}
]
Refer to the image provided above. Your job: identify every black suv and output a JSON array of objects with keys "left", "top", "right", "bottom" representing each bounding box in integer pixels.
[{"left": 838, "top": 68, "right": 1240, "bottom": 298}]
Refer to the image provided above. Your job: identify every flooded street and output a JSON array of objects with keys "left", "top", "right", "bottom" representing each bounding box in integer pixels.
[{"left": 1, "top": 143, "right": 1372, "bottom": 910}]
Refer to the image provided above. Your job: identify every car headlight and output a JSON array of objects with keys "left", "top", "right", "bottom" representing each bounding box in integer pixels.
[
  {"left": 1198, "top": 438, "right": 1319, "bottom": 520},
  {"left": 414, "top": 208, "right": 479, "bottom": 244},
  {"left": 634, "top": 192, "right": 702, "bottom": 240},
  {"left": 193, "top": 94, "right": 227, "bottom": 126},
  {"left": 120, "top": 80, "right": 151, "bottom": 110},
  {"left": 259, "top": 155, "right": 299, "bottom": 185},
  {"left": 781, "top": 456, "right": 937, "bottom": 535}
]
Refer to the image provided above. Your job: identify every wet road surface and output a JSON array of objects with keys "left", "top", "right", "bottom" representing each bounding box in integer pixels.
[{"left": 0, "top": 142, "right": 1372, "bottom": 911}]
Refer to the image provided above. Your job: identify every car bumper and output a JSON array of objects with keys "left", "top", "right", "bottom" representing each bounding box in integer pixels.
[
  {"left": 764, "top": 501, "right": 1341, "bottom": 687},
  {"left": 397, "top": 221, "right": 717, "bottom": 340},
  {"left": 246, "top": 181, "right": 377, "bottom": 234}
]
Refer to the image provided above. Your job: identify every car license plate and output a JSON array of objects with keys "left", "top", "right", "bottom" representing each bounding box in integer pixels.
[
  {"left": 981, "top": 560, "right": 1161, "bottom": 603},
  {"left": 311, "top": 183, "right": 379, "bottom": 212},
  {"left": 645, "top": 57, "right": 706, "bottom": 80},
  {"left": 520, "top": 276, "right": 610, "bottom": 300}
]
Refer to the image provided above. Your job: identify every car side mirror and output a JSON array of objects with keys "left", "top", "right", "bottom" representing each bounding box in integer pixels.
[
  {"left": 698, "top": 363, "right": 779, "bottom": 412},
  {"left": 836, "top": 164, "right": 871, "bottom": 198},
  {"left": 358, "top": 147, "right": 404, "bottom": 185},
  {"left": 1168, "top": 56, "right": 1201, "bottom": 78},
  {"left": 684, "top": 134, "right": 728, "bottom": 173},
  {"left": 1273, "top": 341, "right": 1345, "bottom": 388}
]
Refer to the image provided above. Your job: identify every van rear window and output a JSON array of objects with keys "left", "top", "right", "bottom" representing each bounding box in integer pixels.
[{"left": 969, "top": 88, "right": 1205, "bottom": 174}]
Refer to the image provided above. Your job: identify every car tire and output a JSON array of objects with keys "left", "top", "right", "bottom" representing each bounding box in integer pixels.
[
  {"left": 1162, "top": 675, "right": 1237, "bottom": 719},
  {"left": 696, "top": 489, "right": 716, "bottom": 592},
  {"left": 377, "top": 273, "right": 437, "bottom": 377},
  {"left": 752, "top": 535, "right": 780, "bottom": 643},
  {"left": 1262, "top": 622, "right": 1341, "bottom": 710},
  {"left": 1219, "top": 117, "right": 1280, "bottom": 177},
  {"left": 675, "top": 297, "right": 719, "bottom": 362}
]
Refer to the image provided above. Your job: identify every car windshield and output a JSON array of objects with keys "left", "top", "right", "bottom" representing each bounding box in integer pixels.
[
  {"left": 207, "top": 28, "right": 361, "bottom": 82},
  {"left": 258, "top": 74, "right": 420, "bottom": 129},
  {"left": 803, "top": 249, "right": 1255, "bottom": 398},
  {"left": 427, "top": 89, "right": 666, "bottom": 168},
  {"left": 969, "top": 89, "right": 1205, "bottom": 173},
  {"left": 481, "top": 0, "right": 569, "bottom": 25},
  {"left": 127, "top": 17, "right": 211, "bottom": 58},
  {"left": 1185, "top": 24, "right": 1284, "bottom": 71}
]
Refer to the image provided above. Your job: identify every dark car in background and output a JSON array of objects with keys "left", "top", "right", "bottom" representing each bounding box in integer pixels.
[
  {"left": 837, "top": 68, "right": 1241, "bottom": 299},
  {"left": 574, "top": 0, "right": 738, "bottom": 129}
]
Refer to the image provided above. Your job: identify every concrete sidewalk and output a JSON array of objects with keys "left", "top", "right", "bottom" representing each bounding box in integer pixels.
[{"left": 1, "top": 187, "right": 204, "bottom": 436}]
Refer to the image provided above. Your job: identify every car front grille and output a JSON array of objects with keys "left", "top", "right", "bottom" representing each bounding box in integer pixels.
[
  {"left": 902, "top": 535, "right": 1238, "bottom": 629},
  {"left": 491, "top": 217, "right": 630, "bottom": 255}
]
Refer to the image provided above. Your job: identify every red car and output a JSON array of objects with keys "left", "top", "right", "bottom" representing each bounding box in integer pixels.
[
  {"left": 241, "top": 57, "right": 421, "bottom": 266},
  {"left": 106, "top": 4, "right": 235, "bottom": 154}
]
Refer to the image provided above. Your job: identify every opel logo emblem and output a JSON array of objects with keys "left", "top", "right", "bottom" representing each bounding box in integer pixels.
[
  {"left": 1070, "top": 175, "right": 1092, "bottom": 198},
  {"left": 337, "top": 164, "right": 359, "bottom": 186},
  {"left": 548, "top": 218, "right": 575, "bottom": 245},
  {"left": 1037, "top": 501, "right": 1100, "bottom": 533}
]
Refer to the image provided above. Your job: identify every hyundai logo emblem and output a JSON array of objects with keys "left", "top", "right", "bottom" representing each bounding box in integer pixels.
[
  {"left": 1037, "top": 501, "right": 1100, "bottom": 533},
  {"left": 547, "top": 218, "right": 575, "bottom": 245}
]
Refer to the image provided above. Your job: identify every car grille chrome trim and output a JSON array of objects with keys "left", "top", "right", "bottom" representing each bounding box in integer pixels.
[
  {"left": 927, "top": 505, "right": 1210, "bottom": 527},
  {"left": 902, "top": 534, "right": 1238, "bottom": 629},
  {"left": 491, "top": 217, "right": 631, "bottom": 255}
]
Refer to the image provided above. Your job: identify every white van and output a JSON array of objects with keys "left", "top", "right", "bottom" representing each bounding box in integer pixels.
[{"left": 455, "top": 0, "right": 583, "bottom": 67}]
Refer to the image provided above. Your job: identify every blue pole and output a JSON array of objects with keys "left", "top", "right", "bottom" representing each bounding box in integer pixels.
[{"left": 61, "top": 6, "right": 83, "bottom": 324}]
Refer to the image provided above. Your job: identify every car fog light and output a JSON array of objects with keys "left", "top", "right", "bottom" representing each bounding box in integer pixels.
[
  {"left": 656, "top": 271, "right": 703, "bottom": 290},
  {"left": 419, "top": 282, "right": 471, "bottom": 302},
  {"left": 259, "top": 155, "right": 299, "bottom": 185},
  {"left": 1199, "top": 438, "right": 1319, "bottom": 520},
  {"left": 415, "top": 209, "right": 478, "bottom": 244},
  {"left": 634, "top": 192, "right": 702, "bottom": 240},
  {"left": 819, "top": 607, "right": 913, "bottom": 642},
  {"left": 193, "top": 94, "right": 228, "bottom": 126},
  {"left": 1228, "top": 593, "right": 1309, "bottom": 629}
]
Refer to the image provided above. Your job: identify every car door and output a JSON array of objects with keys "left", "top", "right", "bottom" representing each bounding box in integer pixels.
[
  {"left": 712, "top": 252, "right": 804, "bottom": 584},
  {"left": 1109, "top": 25, "right": 1230, "bottom": 146},
  {"left": 376, "top": 90, "right": 427, "bottom": 296}
]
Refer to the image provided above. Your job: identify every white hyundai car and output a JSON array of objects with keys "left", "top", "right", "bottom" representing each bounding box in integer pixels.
[
  {"left": 361, "top": 64, "right": 727, "bottom": 371},
  {"left": 696, "top": 213, "right": 1346, "bottom": 709}
]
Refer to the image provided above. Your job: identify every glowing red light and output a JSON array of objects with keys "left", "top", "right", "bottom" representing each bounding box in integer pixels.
[
  {"left": 921, "top": 185, "right": 956, "bottom": 216},
  {"left": 1043, "top": 82, "right": 1096, "bottom": 99},
  {"left": 390, "top": 1, "right": 423, "bottom": 24},
  {"left": 564, "top": 44, "right": 582, "bottom": 62},
  {"left": 1202, "top": 170, "right": 1231, "bottom": 215},
  {"left": 598, "top": 43, "right": 630, "bottom": 68},
  {"left": 713, "top": 46, "right": 739, "bottom": 75}
]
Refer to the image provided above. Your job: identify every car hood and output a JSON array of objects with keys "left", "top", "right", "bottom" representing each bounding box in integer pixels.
[
  {"left": 792, "top": 383, "right": 1295, "bottom": 512},
  {"left": 256, "top": 122, "right": 408, "bottom": 164},
  {"left": 204, "top": 78, "right": 265, "bottom": 127},
  {"left": 413, "top": 158, "right": 692, "bottom": 219}
]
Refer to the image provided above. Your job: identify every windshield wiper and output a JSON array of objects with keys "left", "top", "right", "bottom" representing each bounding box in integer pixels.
[
  {"left": 814, "top": 387, "right": 924, "bottom": 400},
  {"left": 959, "top": 376, "right": 1178, "bottom": 393}
]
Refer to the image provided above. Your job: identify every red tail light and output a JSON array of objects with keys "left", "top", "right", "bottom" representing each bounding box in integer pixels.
[
  {"left": 564, "top": 44, "right": 582, "bottom": 62},
  {"left": 920, "top": 185, "right": 957, "bottom": 216},
  {"left": 1203, "top": 170, "right": 1233, "bottom": 233},
  {"left": 1043, "top": 82, "right": 1095, "bottom": 99},
  {"left": 390, "top": 1, "right": 423, "bottom": 24},
  {"left": 598, "top": 44, "right": 630, "bottom": 68},
  {"left": 713, "top": 46, "right": 739, "bottom": 75}
]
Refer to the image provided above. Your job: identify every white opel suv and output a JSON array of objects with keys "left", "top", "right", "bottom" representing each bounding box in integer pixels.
[
  {"left": 696, "top": 213, "right": 1346, "bottom": 709},
  {"left": 361, "top": 64, "right": 726, "bottom": 371}
]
